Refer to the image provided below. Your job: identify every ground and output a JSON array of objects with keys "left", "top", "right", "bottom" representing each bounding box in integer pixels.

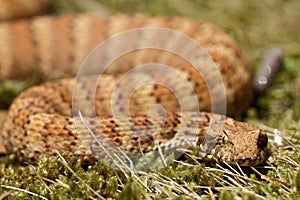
[{"left": 0, "top": 0, "right": 299, "bottom": 199}]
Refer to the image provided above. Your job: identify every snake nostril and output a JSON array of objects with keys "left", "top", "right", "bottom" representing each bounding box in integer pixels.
[{"left": 257, "top": 130, "right": 268, "bottom": 150}]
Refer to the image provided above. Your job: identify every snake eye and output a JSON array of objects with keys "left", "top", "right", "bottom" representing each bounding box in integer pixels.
[
  {"left": 222, "top": 130, "right": 229, "bottom": 143},
  {"left": 222, "top": 134, "right": 228, "bottom": 143}
]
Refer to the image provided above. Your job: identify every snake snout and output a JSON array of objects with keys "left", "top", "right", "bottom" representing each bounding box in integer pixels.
[{"left": 204, "top": 122, "right": 269, "bottom": 166}]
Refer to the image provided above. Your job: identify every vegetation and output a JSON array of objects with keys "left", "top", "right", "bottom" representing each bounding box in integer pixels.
[{"left": 0, "top": 0, "right": 299, "bottom": 199}]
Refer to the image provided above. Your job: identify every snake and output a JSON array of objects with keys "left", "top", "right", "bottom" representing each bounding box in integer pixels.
[{"left": 0, "top": 2, "right": 269, "bottom": 166}]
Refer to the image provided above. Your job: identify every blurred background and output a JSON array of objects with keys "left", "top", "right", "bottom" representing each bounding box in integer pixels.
[{"left": 49, "top": 0, "right": 299, "bottom": 67}]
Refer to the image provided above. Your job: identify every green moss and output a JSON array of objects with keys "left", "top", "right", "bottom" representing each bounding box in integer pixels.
[
  {"left": 0, "top": 156, "right": 124, "bottom": 198},
  {"left": 117, "top": 180, "right": 145, "bottom": 200},
  {"left": 0, "top": 68, "right": 44, "bottom": 109},
  {"left": 0, "top": 81, "right": 26, "bottom": 109}
]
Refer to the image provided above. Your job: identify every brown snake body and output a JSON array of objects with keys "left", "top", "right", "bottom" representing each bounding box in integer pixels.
[{"left": 0, "top": 13, "right": 268, "bottom": 165}]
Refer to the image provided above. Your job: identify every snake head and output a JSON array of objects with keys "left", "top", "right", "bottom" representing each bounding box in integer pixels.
[{"left": 198, "top": 117, "right": 268, "bottom": 166}]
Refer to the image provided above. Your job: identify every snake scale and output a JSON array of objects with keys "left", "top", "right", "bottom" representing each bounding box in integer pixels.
[{"left": 0, "top": 2, "right": 268, "bottom": 166}]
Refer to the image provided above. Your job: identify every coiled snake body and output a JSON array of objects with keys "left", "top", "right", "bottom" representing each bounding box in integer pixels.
[{"left": 0, "top": 13, "right": 268, "bottom": 166}]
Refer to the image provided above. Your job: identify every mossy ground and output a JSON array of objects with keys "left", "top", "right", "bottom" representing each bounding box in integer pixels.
[{"left": 0, "top": 0, "right": 299, "bottom": 199}]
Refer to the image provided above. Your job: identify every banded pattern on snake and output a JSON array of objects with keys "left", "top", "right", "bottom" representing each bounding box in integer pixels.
[{"left": 0, "top": 12, "right": 268, "bottom": 165}]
